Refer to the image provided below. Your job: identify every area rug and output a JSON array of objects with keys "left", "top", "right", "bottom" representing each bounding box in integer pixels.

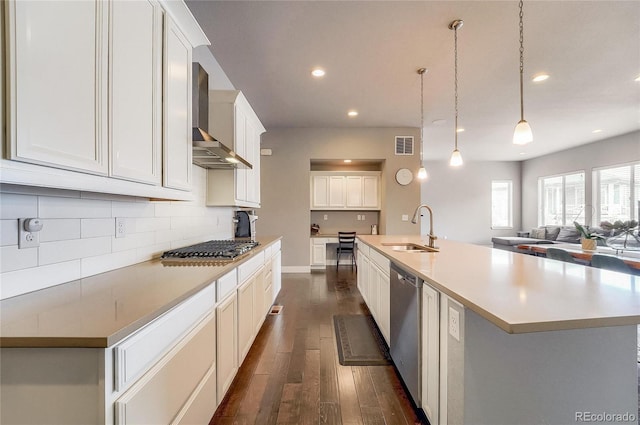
[{"left": 333, "top": 314, "right": 391, "bottom": 366}]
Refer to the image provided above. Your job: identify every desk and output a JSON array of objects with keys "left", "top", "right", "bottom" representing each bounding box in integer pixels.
[{"left": 517, "top": 243, "right": 640, "bottom": 271}]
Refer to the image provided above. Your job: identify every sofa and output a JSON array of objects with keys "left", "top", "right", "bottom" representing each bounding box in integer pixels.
[{"left": 491, "top": 225, "right": 607, "bottom": 252}]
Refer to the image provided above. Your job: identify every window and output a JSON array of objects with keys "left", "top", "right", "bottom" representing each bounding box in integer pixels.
[
  {"left": 491, "top": 180, "right": 512, "bottom": 229},
  {"left": 538, "top": 172, "right": 585, "bottom": 226},
  {"left": 594, "top": 162, "right": 639, "bottom": 223}
]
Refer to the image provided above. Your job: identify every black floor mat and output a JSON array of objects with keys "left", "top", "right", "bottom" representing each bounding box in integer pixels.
[{"left": 333, "top": 314, "right": 391, "bottom": 366}]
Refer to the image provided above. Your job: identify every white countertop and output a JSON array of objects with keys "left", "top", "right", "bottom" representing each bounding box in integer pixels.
[{"left": 357, "top": 235, "right": 640, "bottom": 333}]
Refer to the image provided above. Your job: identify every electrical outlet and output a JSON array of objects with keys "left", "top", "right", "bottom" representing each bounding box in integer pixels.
[
  {"left": 401, "top": 214, "right": 409, "bottom": 221},
  {"left": 18, "top": 218, "right": 40, "bottom": 249},
  {"left": 323, "top": 214, "right": 328, "bottom": 221},
  {"left": 362, "top": 214, "right": 365, "bottom": 221},
  {"left": 449, "top": 307, "right": 460, "bottom": 341},
  {"left": 115, "top": 217, "right": 126, "bottom": 238}
]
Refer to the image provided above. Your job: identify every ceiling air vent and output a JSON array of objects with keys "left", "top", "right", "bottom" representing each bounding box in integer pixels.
[{"left": 395, "top": 136, "right": 414, "bottom": 155}]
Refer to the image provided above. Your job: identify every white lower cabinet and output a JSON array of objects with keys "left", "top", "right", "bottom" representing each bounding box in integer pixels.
[
  {"left": 272, "top": 247, "right": 282, "bottom": 302},
  {"left": 115, "top": 312, "right": 216, "bottom": 425},
  {"left": 356, "top": 241, "right": 389, "bottom": 345},
  {"left": 237, "top": 272, "right": 257, "bottom": 364},
  {"left": 216, "top": 291, "right": 238, "bottom": 405},
  {"left": 421, "top": 282, "right": 440, "bottom": 424}
]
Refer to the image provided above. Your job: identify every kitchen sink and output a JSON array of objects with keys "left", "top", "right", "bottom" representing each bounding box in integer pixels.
[{"left": 381, "top": 243, "right": 439, "bottom": 253}]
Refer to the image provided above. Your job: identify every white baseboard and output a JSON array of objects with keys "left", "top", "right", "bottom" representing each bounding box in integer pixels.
[{"left": 282, "top": 266, "right": 310, "bottom": 273}]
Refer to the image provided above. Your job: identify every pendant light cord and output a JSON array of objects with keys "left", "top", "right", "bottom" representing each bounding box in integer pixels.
[
  {"left": 419, "top": 68, "right": 426, "bottom": 168},
  {"left": 454, "top": 24, "right": 459, "bottom": 150},
  {"left": 519, "top": 0, "right": 525, "bottom": 121}
]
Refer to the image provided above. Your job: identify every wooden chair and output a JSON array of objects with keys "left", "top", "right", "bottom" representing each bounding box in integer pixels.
[
  {"left": 590, "top": 254, "right": 632, "bottom": 274},
  {"left": 336, "top": 232, "right": 356, "bottom": 270},
  {"left": 545, "top": 248, "right": 577, "bottom": 264}
]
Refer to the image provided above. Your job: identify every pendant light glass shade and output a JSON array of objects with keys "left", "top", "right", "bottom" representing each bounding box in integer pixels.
[
  {"left": 449, "top": 149, "right": 463, "bottom": 166},
  {"left": 417, "top": 166, "right": 428, "bottom": 179},
  {"left": 513, "top": 0, "right": 533, "bottom": 145},
  {"left": 513, "top": 119, "right": 533, "bottom": 145}
]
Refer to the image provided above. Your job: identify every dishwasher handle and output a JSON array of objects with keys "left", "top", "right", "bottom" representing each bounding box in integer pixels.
[{"left": 391, "top": 263, "right": 422, "bottom": 288}]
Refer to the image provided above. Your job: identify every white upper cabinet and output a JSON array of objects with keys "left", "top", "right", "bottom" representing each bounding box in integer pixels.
[
  {"left": 310, "top": 172, "right": 381, "bottom": 210},
  {"left": 110, "top": 0, "right": 162, "bottom": 185},
  {"left": 2, "top": 0, "right": 209, "bottom": 200},
  {"left": 206, "top": 91, "right": 265, "bottom": 208},
  {"left": 6, "top": 0, "right": 109, "bottom": 174},
  {"left": 162, "top": 15, "right": 192, "bottom": 191}
]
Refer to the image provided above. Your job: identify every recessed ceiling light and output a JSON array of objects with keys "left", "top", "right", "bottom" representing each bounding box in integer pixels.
[
  {"left": 311, "top": 68, "right": 325, "bottom": 78},
  {"left": 635, "top": 75, "right": 640, "bottom": 82},
  {"left": 532, "top": 73, "right": 550, "bottom": 82},
  {"left": 592, "top": 129, "right": 602, "bottom": 133},
  {"left": 347, "top": 110, "right": 358, "bottom": 117},
  {"left": 520, "top": 152, "right": 526, "bottom": 155},
  {"left": 344, "top": 159, "right": 352, "bottom": 163},
  {"left": 456, "top": 128, "right": 465, "bottom": 133}
]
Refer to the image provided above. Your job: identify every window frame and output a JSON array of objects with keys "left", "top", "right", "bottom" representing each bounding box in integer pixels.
[
  {"left": 537, "top": 170, "right": 586, "bottom": 226},
  {"left": 592, "top": 161, "right": 639, "bottom": 224},
  {"left": 491, "top": 180, "right": 513, "bottom": 230}
]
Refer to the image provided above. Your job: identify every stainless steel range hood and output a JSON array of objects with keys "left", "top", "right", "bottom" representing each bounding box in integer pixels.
[{"left": 192, "top": 64, "right": 252, "bottom": 169}]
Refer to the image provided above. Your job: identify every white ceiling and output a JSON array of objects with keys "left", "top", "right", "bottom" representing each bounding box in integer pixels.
[{"left": 186, "top": 0, "right": 640, "bottom": 161}]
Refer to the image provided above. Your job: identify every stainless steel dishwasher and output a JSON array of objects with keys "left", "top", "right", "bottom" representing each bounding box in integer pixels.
[{"left": 390, "top": 262, "right": 422, "bottom": 408}]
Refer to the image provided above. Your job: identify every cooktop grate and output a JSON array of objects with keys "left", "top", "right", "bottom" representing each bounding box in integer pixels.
[{"left": 160, "top": 240, "right": 259, "bottom": 264}]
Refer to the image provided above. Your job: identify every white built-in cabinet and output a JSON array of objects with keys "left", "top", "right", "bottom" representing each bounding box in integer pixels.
[
  {"left": 356, "top": 241, "right": 390, "bottom": 344},
  {"left": 2, "top": 0, "right": 207, "bottom": 200},
  {"left": 206, "top": 91, "right": 265, "bottom": 208},
  {"left": 310, "top": 172, "right": 381, "bottom": 210},
  {"left": 110, "top": 0, "right": 162, "bottom": 185},
  {"left": 421, "top": 282, "right": 440, "bottom": 425},
  {"left": 216, "top": 284, "right": 238, "bottom": 404},
  {"left": 162, "top": 15, "right": 193, "bottom": 191}
]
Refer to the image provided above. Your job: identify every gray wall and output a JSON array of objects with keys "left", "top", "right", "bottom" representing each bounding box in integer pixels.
[
  {"left": 419, "top": 160, "right": 522, "bottom": 245},
  {"left": 521, "top": 131, "right": 640, "bottom": 230},
  {"left": 259, "top": 128, "right": 421, "bottom": 268}
]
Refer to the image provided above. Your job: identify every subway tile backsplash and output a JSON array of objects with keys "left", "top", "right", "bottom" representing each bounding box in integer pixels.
[{"left": 0, "top": 166, "right": 234, "bottom": 300}]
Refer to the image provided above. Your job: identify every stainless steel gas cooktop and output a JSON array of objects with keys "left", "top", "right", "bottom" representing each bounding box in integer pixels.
[{"left": 160, "top": 240, "right": 259, "bottom": 266}]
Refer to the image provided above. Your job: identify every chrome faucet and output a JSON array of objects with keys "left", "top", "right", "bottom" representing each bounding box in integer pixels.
[{"left": 411, "top": 204, "right": 438, "bottom": 249}]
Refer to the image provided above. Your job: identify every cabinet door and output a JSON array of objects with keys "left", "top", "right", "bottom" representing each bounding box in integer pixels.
[
  {"left": 216, "top": 292, "right": 237, "bottom": 404},
  {"left": 7, "top": 0, "right": 108, "bottom": 174},
  {"left": 310, "top": 239, "right": 327, "bottom": 266},
  {"left": 362, "top": 175, "right": 380, "bottom": 208},
  {"left": 378, "top": 268, "right": 390, "bottom": 345},
  {"left": 237, "top": 275, "right": 255, "bottom": 365},
  {"left": 234, "top": 105, "right": 248, "bottom": 202},
  {"left": 360, "top": 254, "right": 370, "bottom": 304},
  {"left": 110, "top": 0, "right": 161, "bottom": 185},
  {"left": 346, "top": 176, "right": 363, "bottom": 208},
  {"left": 163, "top": 15, "right": 192, "bottom": 191},
  {"left": 312, "top": 176, "right": 330, "bottom": 208},
  {"left": 422, "top": 283, "right": 440, "bottom": 424},
  {"left": 329, "top": 176, "right": 346, "bottom": 207},
  {"left": 368, "top": 260, "right": 379, "bottom": 319},
  {"left": 272, "top": 250, "right": 282, "bottom": 301}
]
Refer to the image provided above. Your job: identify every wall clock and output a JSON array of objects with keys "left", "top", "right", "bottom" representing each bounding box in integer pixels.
[{"left": 395, "top": 168, "right": 413, "bottom": 186}]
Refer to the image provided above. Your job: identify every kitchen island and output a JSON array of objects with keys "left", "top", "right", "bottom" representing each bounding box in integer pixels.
[{"left": 357, "top": 235, "right": 639, "bottom": 425}]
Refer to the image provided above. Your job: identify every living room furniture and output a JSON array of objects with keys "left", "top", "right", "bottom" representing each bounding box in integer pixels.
[
  {"left": 590, "top": 254, "right": 633, "bottom": 274},
  {"left": 545, "top": 248, "right": 577, "bottom": 264}
]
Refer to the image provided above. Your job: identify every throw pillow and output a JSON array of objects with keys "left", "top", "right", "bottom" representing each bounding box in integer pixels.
[
  {"left": 530, "top": 228, "right": 546, "bottom": 240},
  {"left": 545, "top": 226, "right": 561, "bottom": 241},
  {"left": 556, "top": 227, "right": 581, "bottom": 243}
]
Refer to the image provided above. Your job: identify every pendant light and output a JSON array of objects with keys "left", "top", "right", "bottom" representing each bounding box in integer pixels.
[
  {"left": 449, "top": 19, "right": 464, "bottom": 167},
  {"left": 513, "top": 0, "right": 533, "bottom": 145},
  {"left": 417, "top": 68, "right": 428, "bottom": 179}
]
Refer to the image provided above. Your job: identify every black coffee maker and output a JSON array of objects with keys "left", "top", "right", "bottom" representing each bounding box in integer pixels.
[{"left": 234, "top": 211, "right": 257, "bottom": 240}]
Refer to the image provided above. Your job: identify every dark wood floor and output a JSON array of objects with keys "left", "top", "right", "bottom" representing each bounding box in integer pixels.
[{"left": 209, "top": 267, "right": 424, "bottom": 425}]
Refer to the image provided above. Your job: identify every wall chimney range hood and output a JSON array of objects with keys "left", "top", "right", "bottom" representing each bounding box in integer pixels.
[{"left": 192, "top": 63, "right": 252, "bottom": 169}]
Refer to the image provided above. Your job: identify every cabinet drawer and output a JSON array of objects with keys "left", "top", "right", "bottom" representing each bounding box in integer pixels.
[
  {"left": 114, "top": 284, "right": 215, "bottom": 392},
  {"left": 357, "top": 240, "right": 370, "bottom": 258},
  {"left": 238, "top": 252, "right": 265, "bottom": 283},
  {"left": 369, "top": 249, "right": 390, "bottom": 274},
  {"left": 217, "top": 269, "right": 237, "bottom": 302},
  {"left": 263, "top": 245, "right": 272, "bottom": 261},
  {"left": 272, "top": 240, "right": 281, "bottom": 252},
  {"left": 114, "top": 312, "right": 216, "bottom": 425}
]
